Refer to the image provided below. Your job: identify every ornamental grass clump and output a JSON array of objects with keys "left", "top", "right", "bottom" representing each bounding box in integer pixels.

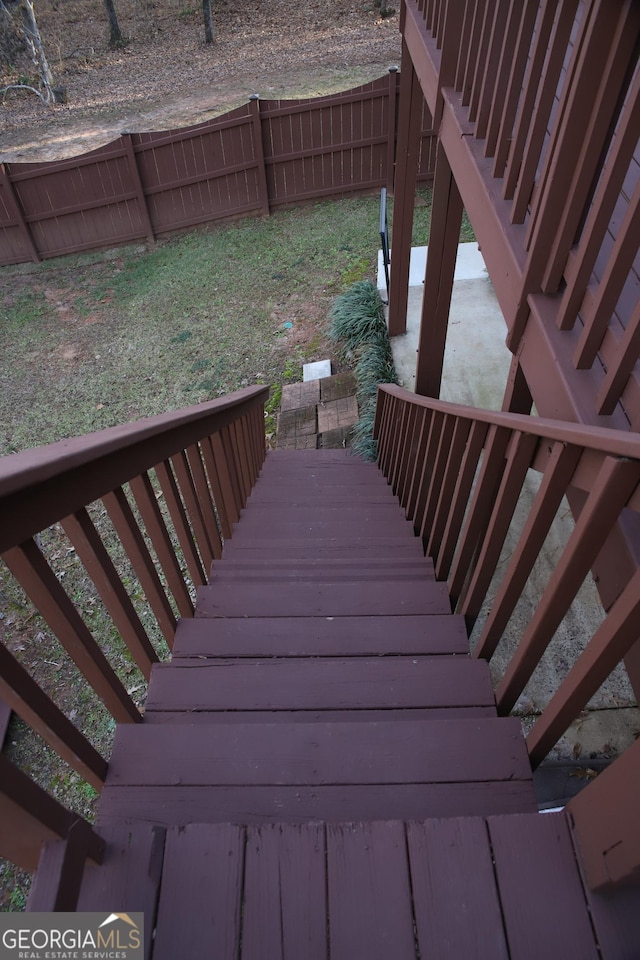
[{"left": 329, "top": 280, "right": 399, "bottom": 460}]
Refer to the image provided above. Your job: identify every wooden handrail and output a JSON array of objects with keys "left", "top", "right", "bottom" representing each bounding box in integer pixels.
[
  {"left": 0, "top": 385, "right": 268, "bottom": 880},
  {"left": 374, "top": 383, "right": 640, "bottom": 763}
]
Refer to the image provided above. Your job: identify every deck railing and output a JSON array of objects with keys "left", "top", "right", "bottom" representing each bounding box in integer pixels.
[
  {"left": 374, "top": 384, "right": 640, "bottom": 768},
  {"left": 0, "top": 385, "right": 267, "bottom": 884},
  {"left": 402, "top": 0, "right": 640, "bottom": 424},
  {"left": 375, "top": 381, "right": 640, "bottom": 888}
]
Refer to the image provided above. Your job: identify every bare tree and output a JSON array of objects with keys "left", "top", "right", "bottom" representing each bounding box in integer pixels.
[
  {"left": 202, "top": 0, "right": 213, "bottom": 43},
  {"left": 19, "top": 0, "right": 55, "bottom": 102},
  {"left": 103, "top": 0, "right": 125, "bottom": 47}
]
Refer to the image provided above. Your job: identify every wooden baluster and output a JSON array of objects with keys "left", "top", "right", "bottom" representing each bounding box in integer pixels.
[
  {"left": 62, "top": 507, "right": 159, "bottom": 677},
  {"left": 461, "top": 0, "right": 488, "bottom": 108},
  {"left": 199, "top": 437, "right": 232, "bottom": 540},
  {"left": 505, "top": 0, "right": 574, "bottom": 209},
  {"left": 413, "top": 411, "right": 445, "bottom": 537},
  {"left": 219, "top": 424, "right": 244, "bottom": 516},
  {"left": 389, "top": 401, "right": 410, "bottom": 495},
  {"left": 458, "top": 431, "right": 539, "bottom": 629},
  {"left": 2, "top": 540, "right": 139, "bottom": 723},
  {"left": 474, "top": 0, "right": 511, "bottom": 142},
  {"left": 230, "top": 420, "right": 251, "bottom": 505},
  {"left": 447, "top": 425, "right": 512, "bottom": 607},
  {"left": 405, "top": 407, "right": 431, "bottom": 521},
  {"left": 103, "top": 487, "right": 177, "bottom": 648},
  {"left": 128, "top": 473, "right": 194, "bottom": 618},
  {"left": 154, "top": 459, "right": 207, "bottom": 586},
  {"left": 185, "top": 443, "right": 223, "bottom": 560},
  {"left": 397, "top": 403, "right": 420, "bottom": 510},
  {"left": 496, "top": 456, "right": 640, "bottom": 714},
  {"left": 596, "top": 299, "right": 640, "bottom": 416},
  {"left": 28, "top": 818, "right": 101, "bottom": 911},
  {"left": 454, "top": 1, "right": 476, "bottom": 93},
  {"left": 467, "top": 0, "right": 493, "bottom": 122},
  {"left": 170, "top": 451, "right": 215, "bottom": 573},
  {"left": 435, "top": 419, "right": 488, "bottom": 580},
  {"left": 379, "top": 395, "right": 400, "bottom": 479},
  {"left": 527, "top": 566, "right": 640, "bottom": 767},
  {"left": 557, "top": 65, "right": 640, "bottom": 331},
  {"left": 210, "top": 431, "right": 240, "bottom": 527},
  {"left": 573, "top": 178, "right": 640, "bottom": 370},
  {"left": 0, "top": 642, "right": 107, "bottom": 790},
  {"left": 492, "top": 2, "right": 538, "bottom": 177},
  {"left": 0, "top": 755, "right": 104, "bottom": 874},
  {"left": 474, "top": 441, "right": 582, "bottom": 661},
  {"left": 419, "top": 413, "right": 456, "bottom": 546},
  {"left": 539, "top": 1, "right": 640, "bottom": 294},
  {"left": 427, "top": 416, "right": 471, "bottom": 559}
]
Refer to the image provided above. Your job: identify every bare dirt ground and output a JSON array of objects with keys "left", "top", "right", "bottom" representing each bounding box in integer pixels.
[{"left": 0, "top": 0, "right": 402, "bottom": 162}]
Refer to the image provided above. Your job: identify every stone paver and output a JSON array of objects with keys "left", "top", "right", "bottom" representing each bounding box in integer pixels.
[
  {"left": 281, "top": 380, "right": 321, "bottom": 412},
  {"left": 320, "top": 371, "right": 357, "bottom": 402},
  {"left": 317, "top": 395, "right": 359, "bottom": 433}
]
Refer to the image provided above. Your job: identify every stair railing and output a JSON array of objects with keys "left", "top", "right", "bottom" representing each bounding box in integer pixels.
[
  {"left": 374, "top": 384, "right": 640, "bottom": 766},
  {"left": 375, "top": 382, "right": 640, "bottom": 887},
  {"left": 0, "top": 385, "right": 268, "bottom": 886}
]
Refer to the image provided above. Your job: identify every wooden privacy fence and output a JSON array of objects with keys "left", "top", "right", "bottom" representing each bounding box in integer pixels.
[
  {"left": 0, "top": 72, "right": 436, "bottom": 266},
  {"left": 0, "top": 384, "right": 267, "bottom": 872}
]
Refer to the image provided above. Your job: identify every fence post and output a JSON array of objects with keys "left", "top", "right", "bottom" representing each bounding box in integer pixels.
[
  {"left": 249, "top": 94, "right": 270, "bottom": 217},
  {"left": 122, "top": 133, "right": 155, "bottom": 244},
  {"left": 0, "top": 163, "right": 40, "bottom": 263},
  {"left": 387, "top": 66, "right": 399, "bottom": 192}
]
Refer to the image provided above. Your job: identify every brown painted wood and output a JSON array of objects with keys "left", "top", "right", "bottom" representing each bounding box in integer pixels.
[
  {"left": 105, "top": 716, "right": 531, "bottom": 787},
  {"left": 488, "top": 812, "right": 599, "bottom": 960},
  {"left": 170, "top": 450, "right": 215, "bottom": 571},
  {"left": 97, "top": 780, "right": 536, "bottom": 827},
  {"left": 153, "top": 823, "right": 244, "bottom": 960},
  {"left": 145, "top": 706, "right": 497, "bottom": 724},
  {"left": 0, "top": 642, "right": 107, "bottom": 790},
  {"left": 77, "top": 822, "right": 165, "bottom": 960},
  {"left": 129, "top": 472, "right": 194, "bottom": 618},
  {"left": 221, "top": 537, "right": 426, "bottom": 560},
  {"left": 62, "top": 507, "right": 159, "bottom": 678},
  {"left": 172, "top": 613, "right": 470, "bottom": 657},
  {"left": 242, "top": 823, "right": 327, "bottom": 960},
  {"left": 145, "top": 657, "right": 495, "bottom": 712},
  {"left": 154, "top": 458, "right": 207, "bottom": 586},
  {"left": 27, "top": 820, "right": 99, "bottom": 911},
  {"left": 211, "top": 556, "right": 435, "bottom": 577},
  {"left": 568, "top": 737, "right": 640, "bottom": 890},
  {"left": 407, "top": 817, "right": 509, "bottom": 959},
  {"left": 2, "top": 540, "right": 140, "bottom": 724},
  {"left": 103, "top": 486, "right": 177, "bottom": 648},
  {"left": 327, "top": 821, "right": 415, "bottom": 960},
  {"left": 194, "top": 579, "right": 452, "bottom": 617},
  {"left": 185, "top": 443, "right": 223, "bottom": 560}
]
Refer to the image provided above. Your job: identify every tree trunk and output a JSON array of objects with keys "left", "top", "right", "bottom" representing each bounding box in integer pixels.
[
  {"left": 20, "top": 0, "right": 55, "bottom": 103},
  {"left": 103, "top": 0, "right": 124, "bottom": 47},
  {"left": 202, "top": 0, "right": 213, "bottom": 44}
]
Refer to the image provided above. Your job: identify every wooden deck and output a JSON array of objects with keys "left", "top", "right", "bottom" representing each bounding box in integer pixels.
[{"left": 74, "top": 450, "right": 639, "bottom": 958}]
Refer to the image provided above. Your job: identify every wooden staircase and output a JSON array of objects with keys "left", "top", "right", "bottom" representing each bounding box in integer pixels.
[{"left": 73, "top": 450, "right": 637, "bottom": 958}]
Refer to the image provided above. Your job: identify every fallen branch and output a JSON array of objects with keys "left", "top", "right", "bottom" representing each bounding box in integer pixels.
[{"left": 1, "top": 83, "right": 51, "bottom": 105}]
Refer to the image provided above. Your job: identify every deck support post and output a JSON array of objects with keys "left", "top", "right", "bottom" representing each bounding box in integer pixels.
[
  {"left": 569, "top": 736, "right": 640, "bottom": 890},
  {"left": 388, "top": 40, "right": 423, "bottom": 337},
  {"left": 414, "top": 145, "right": 463, "bottom": 397},
  {"left": 502, "top": 355, "right": 533, "bottom": 414}
]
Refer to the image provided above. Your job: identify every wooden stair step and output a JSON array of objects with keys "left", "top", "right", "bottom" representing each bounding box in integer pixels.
[
  {"left": 106, "top": 717, "right": 531, "bottom": 787},
  {"left": 97, "top": 717, "right": 536, "bottom": 826},
  {"left": 144, "top": 656, "right": 496, "bottom": 712},
  {"left": 247, "top": 486, "right": 398, "bottom": 504},
  {"left": 230, "top": 520, "right": 417, "bottom": 541},
  {"left": 195, "top": 580, "right": 451, "bottom": 617},
  {"left": 78, "top": 814, "right": 636, "bottom": 960},
  {"left": 208, "top": 564, "right": 435, "bottom": 583},
  {"left": 172, "top": 613, "right": 470, "bottom": 657},
  {"left": 220, "top": 538, "right": 426, "bottom": 560},
  {"left": 210, "top": 556, "right": 435, "bottom": 576}
]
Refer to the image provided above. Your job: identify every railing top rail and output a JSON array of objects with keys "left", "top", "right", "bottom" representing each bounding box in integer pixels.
[
  {"left": 0, "top": 385, "right": 269, "bottom": 553},
  {"left": 376, "top": 385, "right": 640, "bottom": 461}
]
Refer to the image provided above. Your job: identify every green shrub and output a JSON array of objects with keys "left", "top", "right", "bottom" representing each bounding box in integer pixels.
[{"left": 328, "top": 281, "right": 399, "bottom": 460}]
